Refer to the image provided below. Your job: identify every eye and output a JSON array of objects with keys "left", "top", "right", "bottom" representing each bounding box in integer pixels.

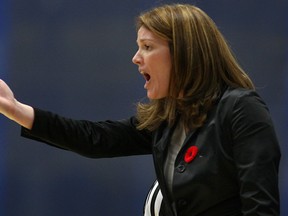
[{"left": 144, "top": 44, "right": 151, "bottom": 50}]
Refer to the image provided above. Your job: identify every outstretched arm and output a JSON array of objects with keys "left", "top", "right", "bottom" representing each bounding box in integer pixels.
[{"left": 0, "top": 79, "right": 34, "bottom": 129}]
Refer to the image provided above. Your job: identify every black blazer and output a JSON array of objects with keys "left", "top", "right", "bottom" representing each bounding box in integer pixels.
[{"left": 22, "top": 87, "right": 281, "bottom": 216}]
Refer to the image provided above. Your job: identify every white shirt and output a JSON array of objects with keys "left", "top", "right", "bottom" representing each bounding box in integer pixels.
[{"left": 144, "top": 123, "right": 186, "bottom": 216}]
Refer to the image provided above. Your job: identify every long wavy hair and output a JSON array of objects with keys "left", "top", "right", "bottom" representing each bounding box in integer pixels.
[{"left": 135, "top": 4, "right": 254, "bottom": 131}]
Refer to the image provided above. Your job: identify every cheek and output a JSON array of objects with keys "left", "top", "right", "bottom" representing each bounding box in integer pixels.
[
  {"left": 162, "top": 72, "right": 171, "bottom": 92},
  {"left": 156, "top": 64, "right": 171, "bottom": 95},
  {"left": 161, "top": 58, "right": 172, "bottom": 87}
]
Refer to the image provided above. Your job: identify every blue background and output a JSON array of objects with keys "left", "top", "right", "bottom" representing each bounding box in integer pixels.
[{"left": 1, "top": 0, "right": 287, "bottom": 215}]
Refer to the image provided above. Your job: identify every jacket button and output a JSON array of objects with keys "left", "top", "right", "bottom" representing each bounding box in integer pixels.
[
  {"left": 177, "top": 199, "right": 187, "bottom": 207},
  {"left": 176, "top": 164, "right": 186, "bottom": 173}
]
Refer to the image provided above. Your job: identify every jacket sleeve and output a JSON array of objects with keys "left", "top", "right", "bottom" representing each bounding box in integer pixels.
[
  {"left": 230, "top": 91, "right": 281, "bottom": 215},
  {"left": 21, "top": 108, "right": 153, "bottom": 158}
]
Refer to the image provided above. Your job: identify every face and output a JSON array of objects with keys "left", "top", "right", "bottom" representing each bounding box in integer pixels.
[{"left": 132, "top": 26, "right": 172, "bottom": 99}]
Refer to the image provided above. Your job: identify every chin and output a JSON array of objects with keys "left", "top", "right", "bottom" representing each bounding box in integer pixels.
[
  {"left": 147, "top": 94, "right": 157, "bottom": 100},
  {"left": 147, "top": 90, "right": 168, "bottom": 100},
  {"left": 147, "top": 94, "right": 166, "bottom": 100}
]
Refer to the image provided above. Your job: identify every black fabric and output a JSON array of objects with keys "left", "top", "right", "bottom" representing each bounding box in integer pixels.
[{"left": 21, "top": 87, "right": 281, "bottom": 216}]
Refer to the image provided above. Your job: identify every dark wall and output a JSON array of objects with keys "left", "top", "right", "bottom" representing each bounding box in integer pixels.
[{"left": 2, "top": 0, "right": 287, "bottom": 215}]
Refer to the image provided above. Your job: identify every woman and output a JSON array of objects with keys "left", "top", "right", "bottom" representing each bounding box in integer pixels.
[{"left": 0, "top": 4, "right": 281, "bottom": 216}]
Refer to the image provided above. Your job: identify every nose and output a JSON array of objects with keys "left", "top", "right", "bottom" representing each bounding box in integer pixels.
[{"left": 132, "top": 50, "right": 141, "bottom": 65}]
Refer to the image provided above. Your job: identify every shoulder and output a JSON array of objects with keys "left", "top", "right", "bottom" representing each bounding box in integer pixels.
[
  {"left": 214, "top": 87, "right": 274, "bottom": 137},
  {"left": 218, "top": 87, "right": 269, "bottom": 117},
  {"left": 218, "top": 87, "right": 276, "bottom": 141},
  {"left": 220, "top": 87, "right": 264, "bottom": 106}
]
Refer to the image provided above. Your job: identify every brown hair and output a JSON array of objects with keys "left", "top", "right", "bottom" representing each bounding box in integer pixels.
[{"left": 135, "top": 4, "right": 254, "bottom": 131}]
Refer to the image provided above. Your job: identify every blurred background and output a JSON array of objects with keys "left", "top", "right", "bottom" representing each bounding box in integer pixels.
[{"left": 0, "top": 0, "right": 287, "bottom": 215}]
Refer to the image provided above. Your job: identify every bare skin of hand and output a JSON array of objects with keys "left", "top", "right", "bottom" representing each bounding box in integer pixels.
[{"left": 0, "top": 79, "right": 34, "bottom": 129}]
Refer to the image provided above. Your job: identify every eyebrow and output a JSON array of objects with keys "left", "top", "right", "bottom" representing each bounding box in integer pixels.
[{"left": 136, "top": 38, "right": 155, "bottom": 44}]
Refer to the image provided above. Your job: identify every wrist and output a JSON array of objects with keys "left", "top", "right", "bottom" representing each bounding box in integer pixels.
[{"left": 13, "top": 100, "right": 34, "bottom": 129}]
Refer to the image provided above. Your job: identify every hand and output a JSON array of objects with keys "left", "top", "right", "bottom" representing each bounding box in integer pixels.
[
  {"left": 0, "top": 79, "right": 17, "bottom": 119},
  {"left": 0, "top": 79, "right": 34, "bottom": 129}
]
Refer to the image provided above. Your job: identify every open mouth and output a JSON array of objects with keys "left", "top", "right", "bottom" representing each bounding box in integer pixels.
[{"left": 143, "top": 72, "right": 151, "bottom": 82}]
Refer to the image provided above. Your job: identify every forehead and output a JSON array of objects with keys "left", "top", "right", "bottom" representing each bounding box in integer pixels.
[{"left": 136, "top": 26, "right": 165, "bottom": 44}]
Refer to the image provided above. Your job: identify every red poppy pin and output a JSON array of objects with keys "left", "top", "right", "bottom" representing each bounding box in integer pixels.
[{"left": 184, "top": 146, "right": 199, "bottom": 163}]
